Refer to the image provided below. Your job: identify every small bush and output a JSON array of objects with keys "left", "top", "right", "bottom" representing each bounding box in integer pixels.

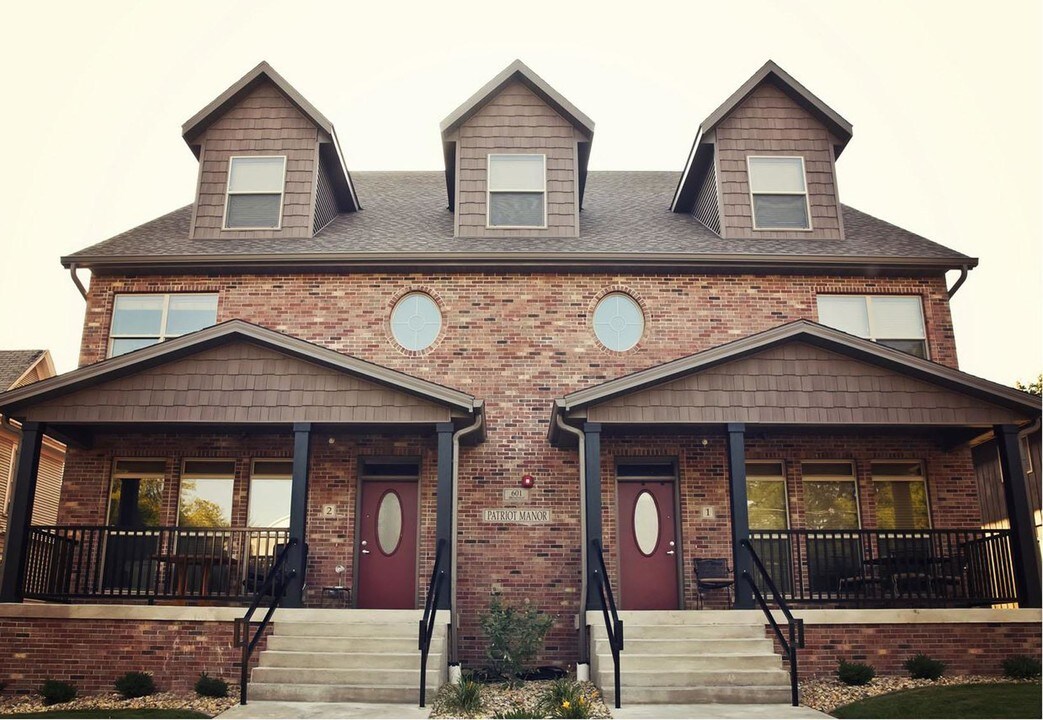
[
  {"left": 39, "top": 679, "right": 77, "bottom": 706},
  {"left": 904, "top": 653, "right": 946, "bottom": 680},
  {"left": 445, "top": 675, "right": 483, "bottom": 714},
  {"left": 194, "top": 672, "right": 229, "bottom": 698},
  {"left": 479, "top": 593, "right": 554, "bottom": 685},
  {"left": 1002, "top": 654, "right": 1042, "bottom": 680},
  {"left": 540, "top": 678, "right": 592, "bottom": 718},
  {"left": 837, "top": 659, "right": 876, "bottom": 686},
  {"left": 114, "top": 671, "right": 156, "bottom": 699},
  {"left": 493, "top": 706, "right": 540, "bottom": 719}
]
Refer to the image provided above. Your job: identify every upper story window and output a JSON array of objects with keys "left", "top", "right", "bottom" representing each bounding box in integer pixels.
[
  {"left": 747, "top": 156, "right": 811, "bottom": 230},
  {"left": 817, "top": 295, "right": 928, "bottom": 358},
  {"left": 487, "top": 154, "right": 546, "bottom": 228},
  {"left": 592, "top": 292, "right": 644, "bottom": 352},
  {"left": 109, "top": 293, "right": 218, "bottom": 357},
  {"left": 224, "top": 156, "right": 287, "bottom": 230},
  {"left": 390, "top": 292, "right": 442, "bottom": 352}
]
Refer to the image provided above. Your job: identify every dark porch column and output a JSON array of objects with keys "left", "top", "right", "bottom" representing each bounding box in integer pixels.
[
  {"left": 726, "top": 423, "right": 753, "bottom": 609},
  {"left": 995, "top": 424, "right": 1042, "bottom": 608},
  {"left": 584, "top": 422, "right": 602, "bottom": 610},
  {"left": 285, "top": 422, "right": 311, "bottom": 608},
  {"left": 0, "top": 422, "right": 45, "bottom": 603},
  {"left": 435, "top": 422, "right": 454, "bottom": 610}
]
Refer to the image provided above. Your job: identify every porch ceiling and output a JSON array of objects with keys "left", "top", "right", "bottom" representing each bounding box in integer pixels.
[
  {"left": 0, "top": 320, "right": 483, "bottom": 432},
  {"left": 549, "top": 321, "right": 1040, "bottom": 445}
]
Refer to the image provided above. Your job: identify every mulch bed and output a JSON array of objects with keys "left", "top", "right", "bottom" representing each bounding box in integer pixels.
[
  {"left": 0, "top": 692, "right": 236, "bottom": 718},
  {"left": 800, "top": 675, "right": 1037, "bottom": 714},
  {"left": 429, "top": 679, "right": 611, "bottom": 719}
]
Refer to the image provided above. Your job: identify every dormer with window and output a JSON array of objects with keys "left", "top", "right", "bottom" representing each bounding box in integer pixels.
[
  {"left": 671, "top": 61, "right": 852, "bottom": 240},
  {"left": 182, "top": 61, "right": 359, "bottom": 240},
  {"left": 440, "top": 61, "right": 594, "bottom": 238}
]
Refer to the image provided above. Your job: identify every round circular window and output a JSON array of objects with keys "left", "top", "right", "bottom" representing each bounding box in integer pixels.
[
  {"left": 593, "top": 293, "right": 644, "bottom": 351},
  {"left": 390, "top": 292, "right": 442, "bottom": 351}
]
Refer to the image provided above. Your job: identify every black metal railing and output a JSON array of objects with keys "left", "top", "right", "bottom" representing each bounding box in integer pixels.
[
  {"left": 419, "top": 538, "right": 447, "bottom": 708},
  {"left": 234, "top": 538, "right": 297, "bottom": 705},
  {"left": 590, "top": 539, "right": 623, "bottom": 709},
  {"left": 23, "top": 525, "right": 290, "bottom": 603},
  {"left": 740, "top": 538, "right": 804, "bottom": 707},
  {"left": 747, "top": 528, "right": 1018, "bottom": 607}
]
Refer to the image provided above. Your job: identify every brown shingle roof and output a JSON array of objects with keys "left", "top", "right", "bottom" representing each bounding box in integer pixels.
[
  {"left": 62, "top": 171, "right": 974, "bottom": 270},
  {"left": 0, "top": 350, "right": 46, "bottom": 390}
]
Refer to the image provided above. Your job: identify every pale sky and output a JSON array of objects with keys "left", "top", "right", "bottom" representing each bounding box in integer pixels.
[{"left": 0, "top": 0, "right": 1039, "bottom": 387}]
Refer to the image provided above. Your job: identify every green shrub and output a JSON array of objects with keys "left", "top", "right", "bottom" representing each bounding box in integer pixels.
[
  {"left": 1002, "top": 654, "right": 1042, "bottom": 680},
  {"left": 194, "top": 672, "right": 229, "bottom": 698},
  {"left": 837, "top": 659, "right": 876, "bottom": 686},
  {"left": 39, "top": 679, "right": 77, "bottom": 706},
  {"left": 493, "top": 706, "right": 540, "bottom": 719},
  {"left": 114, "top": 671, "right": 156, "bottom": 699},
  {"left": 479, "top": 593, "right": 554, "bottom": 685},
  {"left": 445, "top": 675, "right": 483, "bottom": 714},
  {"left": 904, "top": 653, "right": 946, "bottom": 680},
  {"left": 539, "top": 677, "right": 592, "bottom": 718}
]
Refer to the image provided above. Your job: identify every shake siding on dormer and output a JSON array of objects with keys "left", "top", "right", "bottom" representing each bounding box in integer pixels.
[
  {"left": 455, "top": 80, "right": 580, "bottom": 237},
  {"left": 190, "top": 81, "right": 319, "bottom": 240},
  {"left": 715, "top": 83, "right": 844, "bottom": 240}
]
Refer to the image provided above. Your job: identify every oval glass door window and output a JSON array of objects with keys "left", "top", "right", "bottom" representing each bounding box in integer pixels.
[
  {"left": 376, "top": 491, "right": 403, "bottom": 555},
  {"left": 633, "top": 490, "right": 660, "bottom": 556}
]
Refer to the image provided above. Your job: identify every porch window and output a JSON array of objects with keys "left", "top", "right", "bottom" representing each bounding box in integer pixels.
[
  {"left": 746, "top": 461, "right": 789, "bottom": 530},
  {"left": 107, "top": 459, "right": 165, "bottom": 527},
  {"left": 872, "top": 461, "right": 931, "bottom": 529},
  {"left": 248, "top": 460, "right": 292, "bottom": 528},
  {"left": 801, "top": 461, "right": 860, "bottom": 529},
  {"left": 109, "top": 294, "right": 218, "bottom": 357},
  {"left": 816, "top": 295, "right": 928, "bottom": 358},
  {"left": 178, "top": 460, "right": 235, "bottom": 528}
]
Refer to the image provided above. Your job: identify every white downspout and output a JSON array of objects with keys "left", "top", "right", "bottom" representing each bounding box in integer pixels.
[
  {"left": 555, "top": 411, "right": 589, "bottom": 681},
  {"left": 450, "top": 403, "right": 484, "bottom": 668}
]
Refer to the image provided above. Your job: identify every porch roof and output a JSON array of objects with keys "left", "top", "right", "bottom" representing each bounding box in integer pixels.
[
  {"left": 549, "top": 321, "right": 1041, "bottom": 445},
  {"left": 0, "top": 320, "right": 483, "bottom": 436}
]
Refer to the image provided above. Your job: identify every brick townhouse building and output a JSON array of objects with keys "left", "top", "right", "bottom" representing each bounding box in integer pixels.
[{"left": 0, "top": 59, "right": 1039, "bottom": 706}]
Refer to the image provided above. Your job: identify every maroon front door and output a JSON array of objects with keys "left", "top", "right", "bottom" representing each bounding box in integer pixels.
[
  {"left": 356, "top": 480, "right": 418, "bottom": 609},
  {"left": 617, "top": 478, "right": 680, "bottom": 609}
]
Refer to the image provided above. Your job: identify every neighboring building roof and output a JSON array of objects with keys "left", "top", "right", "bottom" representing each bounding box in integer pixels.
[
  {"left": 62, "top": 171, "right": 974, "bottom": 272},
  {"left": 0, "top": 350, "right": 51, "bottom": 390}
]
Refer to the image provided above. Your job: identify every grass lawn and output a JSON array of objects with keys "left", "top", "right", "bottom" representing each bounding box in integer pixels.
[
  {"left": 0, "top": 711, "right": 210, "bottom": 719},
  {"left": 832, "top": 682, "right": 1042, "bottom": 719}
]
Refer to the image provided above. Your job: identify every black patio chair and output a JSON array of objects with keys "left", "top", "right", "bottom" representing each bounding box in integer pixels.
[{"left": 694, "top": 558, "right": 735, "bottom": 608}]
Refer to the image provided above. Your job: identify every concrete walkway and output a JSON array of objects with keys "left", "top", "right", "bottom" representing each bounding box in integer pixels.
[
  {"left": 611, "top": 704, "right": 831, "bottom": 719},
  {"left": 217, "top": 701, "right": 430, "bottom": 719}
]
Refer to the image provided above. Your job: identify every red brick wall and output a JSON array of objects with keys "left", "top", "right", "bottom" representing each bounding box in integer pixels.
[
  {"left": 0, "top": 617, "right": 259, "bottom": 695},
  {"left": 775, "top": 622, "right": 1042, "bottom": 677}
]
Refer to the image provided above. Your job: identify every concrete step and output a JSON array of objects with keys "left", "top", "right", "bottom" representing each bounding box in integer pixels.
[
  {"left": 257, "top": 650, "right": 439, "bottom": 670},
  {"left": 593, "top": 653, "right": 783, "bottom": 672},
  {"left": 251, "top": 666, "right": 439, "bottom": 687},
  {"left": 273, "top": 621, "right": 427, "bottom": 638},
  {"left": 266, "top": 635, "right": 440, "bottom": 653},
  {"left": 597, "top": 668, "right": 790, "bottom": 688},
  {"left": 600, "top": 684, "right": 792, "bottom": 704},
  {"left": 603, "top": 610, "right": 768, "bottom": 625},
  {"left": 589, "top": 623, "right": 767, "bottom": 640},
  {"left": 249, "top": 682, "right": 422, "bottom": 703},
  {"left": 594, "top": 637, "right": 774, "bottom": 655},
  {"left": 272, "top": 608, "right": 424, "bottom": 623}
]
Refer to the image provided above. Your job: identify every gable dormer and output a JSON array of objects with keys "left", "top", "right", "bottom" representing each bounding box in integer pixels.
[
  {"left": 672, "top": 61, "right": 853, "bottom": 241},
  {"left": 440, "top": 60, "right": 594, "bottom": 238},
  {"left": 182, "top": 62, "right": 358, "bottom": 240}
]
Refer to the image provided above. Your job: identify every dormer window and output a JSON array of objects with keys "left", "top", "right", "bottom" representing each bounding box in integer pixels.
[
  {"left": 487, "top": 154, "right": 546, "bottom": 228},
  {"left": 747, "top": 156, "right": 811, "bottom": 230},
  {"left": 224, "top": 156, "right": 287, "bottom": 230}
]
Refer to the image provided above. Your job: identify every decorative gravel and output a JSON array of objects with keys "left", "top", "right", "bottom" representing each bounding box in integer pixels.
[
  {"left": 800, "top": 675, "right": 1037, "bottom": 713},
  {"left": 429, "top": 679, "right": 611, "bottom": 719},
  {"left": 0, "top": 691, "right": 236, "bottom": 718}
]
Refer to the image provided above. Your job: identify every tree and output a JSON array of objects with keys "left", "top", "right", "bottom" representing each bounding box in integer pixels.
[{"left": 1015, "top": 374, "right": 1042, "bottom": 397}]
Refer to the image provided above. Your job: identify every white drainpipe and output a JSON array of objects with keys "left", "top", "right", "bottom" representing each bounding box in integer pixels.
[
  {"left": 450, "top": 404, "right": 485, "bottom": 665},
  {"left": 555, "top": 411, "right": 589, "bottom": 681}
]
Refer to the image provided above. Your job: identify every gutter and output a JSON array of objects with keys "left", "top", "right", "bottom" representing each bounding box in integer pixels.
[
  {"left": 554, "top": 412, "right": 590, "bottom": 680},
  {"left": 450, "top": 405, "right": 485, "bottom": 665},
  {"left": 947, "top": 264, "right": 971, "bottom": 299},
  {"left": 68, "top": 263, "right": 88, "bottom": 301}
]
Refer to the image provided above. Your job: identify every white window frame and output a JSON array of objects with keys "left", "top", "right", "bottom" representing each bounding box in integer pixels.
[
  {"left": 486, "top": 153, "right": 548, "bottom": 229},
  {"left": 247, "top": 459, "right": 293, "bottom": 529},
  {"left": 746, "top": 460, "right": 791, "bottom": 530},
  {"left": 747, "top": 155, "right": 813, "bottom": 231},
  {"left": 177, "top": 458, "right": 237, "bottom": 528},
  {"left": 816, "top": 294, "right": 930, "bottom": 359},
  {"left": 870, "top": 460, "right": 932, "bottom": 529},
  {"left": 222, "top": 155, "right": 287, "bottom": 231},
  {"left": 800, "top": 460, "right": 862, "bottom": 529},
  {"left": 108, "top": 293, "right": 219, "bottom": 358}
]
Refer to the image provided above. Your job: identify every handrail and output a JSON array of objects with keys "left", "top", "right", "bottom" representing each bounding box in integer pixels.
[
  {"left": 590, "top": 539, "right": 623, "bottom": 709},
  {"left": 419, "top": 538, "right": 447, "bottom": 708},
  {"left": 740, "top": 538, "right": 804, "bottom": 707},
  {"left": 235, "top": 538, "right": 298, "bottom": 705}
]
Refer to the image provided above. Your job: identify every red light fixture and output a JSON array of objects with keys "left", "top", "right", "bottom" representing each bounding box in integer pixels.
[{"left": 521, "top": 474, "right": 535, "bottom": 489}]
